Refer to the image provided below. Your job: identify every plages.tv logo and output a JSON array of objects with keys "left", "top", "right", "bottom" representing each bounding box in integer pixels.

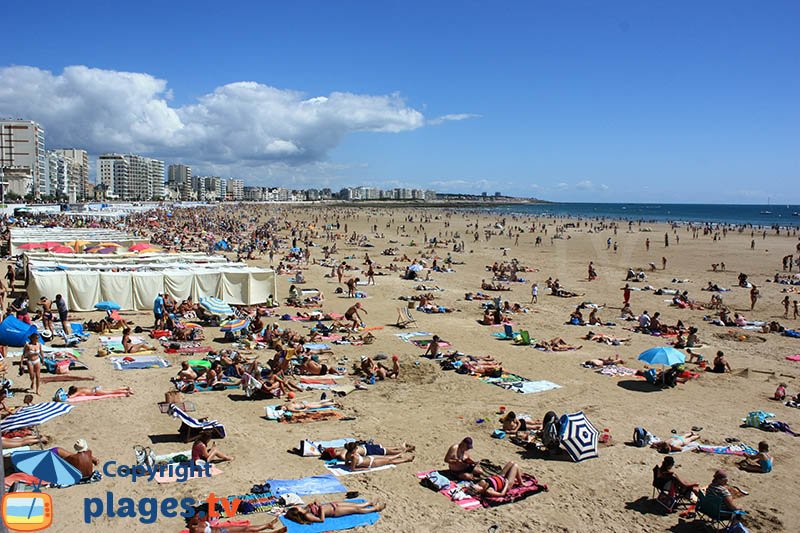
[{"left": 2, "top": 492, "right": 54, "bottom": 532}]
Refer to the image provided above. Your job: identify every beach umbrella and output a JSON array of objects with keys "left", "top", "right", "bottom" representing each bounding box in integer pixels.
[
  {"left": 40, "top": 242, "right": 63, "bottom": 250},
  {"left": 637, "top": 346, "right": 686, "bottom": 367},
  {"left": 97, "top": 242, "right": 122, "bottom": 248},
  {"left": 50, "top": 245, "right": 75, "bottom": 254},
  {"left": 200, "top": 296, "right": 234, "bottom": 317},
  {"left": 19, "top": 243, "right": 46, "bottom": 250},
  {"left": 559, "top": 411, "right": 599, "bottom": 462},
  {"left": 135, "top": 247, "right": 161, "bottom": 254},
  {"left": 129, "top": 242, "right": 153, "bottom": 252},
  {"left": 220, "top": 318, "right": 250, "bottom": 332},
  {"left": 67, "top": 239, "right": 91, "bottom": 252},
  {"left": 0, "top": 402, "right": 75, "bottom": 433},
  {"left": 11, "top": 449, "right": 82, "bottom": 488},
  {"left": 94, "top": 247, "right": 116, "bottom": 254},
  {"left": 94, "top": 301, "right": 121, "bottom": 311}
]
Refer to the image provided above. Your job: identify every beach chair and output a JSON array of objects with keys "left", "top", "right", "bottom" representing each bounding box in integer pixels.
[
  {"left": 491, "top": 323, "right": 516, "bottom": 340},
  {"left": 70, "top": 323, "right": 90, "bottom": 340},
  {"left": 60, "top": 330, "right": 81, "bottom": 347},
  {"left": 396, "top": 306, "right": 417, "bottom": 328},
  {"left": 513, "top": 330, "right": 532, "bottom": 346},
  {"left": 695, "top": 490, "right": 747, "bottom": 530},
  {"left": 168, "top": 404, "right": 226, "bottom": 442},
  {"left": 651, "top": 466, "right": 691, "bottom": 513}
]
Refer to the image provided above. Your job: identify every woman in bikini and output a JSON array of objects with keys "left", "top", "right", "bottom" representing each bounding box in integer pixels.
[
  {"left": 284, "top": 500, "right": 385, "bottom": 524},
  {"left": 187, "top": 514, "right": 284, "bottom": 533},
  {"left": 67, "top": 386, "right": 134, "bottom": 398},
  {"left": 23, "top": 333, "right": 43, "bottom": 395},
  {"left": 650, "top": 432, "right": 701, "bottom": 453},
  {"left": 469, "top": 461, "right": 528, "bottom": 497},
  {"left": 345, "top": 441, "right": 414, "bottom": 470}
]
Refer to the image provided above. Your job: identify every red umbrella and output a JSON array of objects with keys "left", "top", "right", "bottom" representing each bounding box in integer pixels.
[
  {"left": 50, "top": 246, "right": 75, "bottom": 254},
  {"left": 41, "top": 242, "right": 62, "bottom": 250},
  {"left": 19, "top": 243, "right": 46, "bottom": 250},
  {"left": 128, "top": 243, "right": 153, "bottom": 252}
]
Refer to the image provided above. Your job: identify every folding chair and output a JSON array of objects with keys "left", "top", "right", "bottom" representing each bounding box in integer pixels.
[
  {"left": 695, "top": 490, "right": 747, "bottom": 530},
  {"left": 396, "top": 306, "right": 417, "bottom": 328},
  {"left": 70, "top": 323, "right": 90, "bottom": 340},
  {"left": 513, "top": 330, "right": 531, "bottom": 345},
  {"left": 651, "top": 466, "right": 690, "bottom": 513},
  {"left": 168, "top": 404, "right": 226, "bottom": 442}
]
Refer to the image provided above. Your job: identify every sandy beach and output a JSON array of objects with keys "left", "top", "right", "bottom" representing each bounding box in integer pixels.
[{"left": 5, "top": 206, "right": 800, "bottom": 532}]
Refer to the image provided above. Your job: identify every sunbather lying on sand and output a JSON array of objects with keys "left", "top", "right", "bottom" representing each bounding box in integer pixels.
[
  {"left": 583, "top": 331, "right": 630, "bottom": 345},
  {"left": 299, "top": 355, "right": 342, "bottom": 375},
  {"left": 499, "top": 411, "right": 540, "bottom": 434},
  {"left": 67, "top": 386, "right": 133, "bottom": 398},
  {"left": 284, "top": 395, "right": 338, "bottom": 412},
  {"left": 2, "top": 435, "right": 50, "bottom": 448},
  {"left": 481, "top": 280, "right": 510, "bottom": 291},
  {"left": 468, "top": 461, "right": 531, "bottom": 497},
  {"left": 187, "top": 514, "right": 283, "bottom": 532},
  {"left": 325, "top": 441, "right": 415, "bottom": 461},
  {"left": 651, "top": 432, "right": 701, "bottom": 453},
  {"left": 344, "top": 441, "right": 415, "bottom": 469},
  {"left": 535, "top": 338, "right": 582, "bottom": 351},
  {"left": 284, "top": 500, "right": 386, "bottom": 524},
  {"left": 583, "top": 356, "right": 625, "bottom": 368}
]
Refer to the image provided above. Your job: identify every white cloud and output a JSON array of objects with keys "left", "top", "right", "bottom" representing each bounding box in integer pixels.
[
  {"left": 428, "top": 113, "right": 481, "bottom": 125},
  {"left": 0, "top": 65, "right": 445, "bottom": 177}
]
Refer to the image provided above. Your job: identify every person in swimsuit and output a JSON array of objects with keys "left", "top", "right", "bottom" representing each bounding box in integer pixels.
[
  {"left": 444, "top": 437, "right": 484, "bottom": 481},
  {"left": 67, "top": 385, "right": 134, "bottom": 398},
  {"left": 708, "top": 350, "right": 731, "bottom": 373},
  {"left": 500, "top": 411, "right": 529, "bottom": 433},
  {"left": 54, "top": 439, "right": 98, "bottom": 479},
  {"left": 122, "top": 327, "right": 154, "bottom": 353},
  {"left": 23, "top": 333, "right": 43, "bottom": 395},
  {"left": 344, "top": 302, "right": 367, "bottom": 329},
  {"left": 192, "top": 432, "right": 233, "bottom": 464},
  {"left": 738, "top": 441, "right": 773, "bottom": 473},
  {"left": 423, "top": 335, "right": 441, "bottom": 358},
  {"left": 187, "top": 514, "right": 284, "bottom": 533},
  {"left": 38, "top": 297, "right": 55, "bottom": 336},
  {"left": 650, "top": 432, "right": 701, "bottom": 453},
  {"left": 54, "top": 294, "right": 70, "bottom": 335},
  {"left": 284, "top": 500, "right": 385, "bottom": 524},
  {"left": 469, "top": 461, "right": 528, "bottom": 497},
  {"left": 345, "top": 441, "right": 414, "bottom": 470}
]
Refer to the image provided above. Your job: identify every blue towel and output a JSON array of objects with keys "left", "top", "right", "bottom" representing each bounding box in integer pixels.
[
  {"left": 304, "top": 343, "right": 331, "bottom": 350},
  {"left": 280, "top": 499, "right": 380, "bottom": 533},
  {"left": 267, "top": 474, "right": 347, "bottom": 496}
]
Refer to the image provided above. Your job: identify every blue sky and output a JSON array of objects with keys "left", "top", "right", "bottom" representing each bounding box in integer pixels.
[{"left": 1, "top": 0, "right": 798, "bottom": 202}]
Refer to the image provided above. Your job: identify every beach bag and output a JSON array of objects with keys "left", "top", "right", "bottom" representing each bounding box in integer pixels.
[
  {"left": 300, "top": 440, "right": 321, "bottom": 457},
  {"left": 53, "top": 388, "right": 68, "bottom": 402},
  {"left": 165, "top": 391, "right": 182, "bottom": 405},
  {"left": 633, "top": 427, "right": 648, "bottom": 448},
  {"left": 422, "top": 471, "right": 450, "bottom": 491},
  {"left": 55, "top": 360, "right": 71, "bottom": 374},
  {"left": 542, "top": 420, "right": 561, "bottom": 449}
]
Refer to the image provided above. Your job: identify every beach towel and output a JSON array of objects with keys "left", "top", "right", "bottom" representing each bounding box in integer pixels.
[
  {"left": 411, "top": 339, "right": 451, "bottom": 348},
  {"left": 395, "top": 332, "right": 433, "bottom": 342},
  {"left": 67, "top": 392, "right": 130, "bottom": 402},
  {"left": 100, "top": 335, "right": 145, "bottom": 351},
  {"left": 786, "top": 355, "right": 800, "bottom": 361},
  {"left": 192, "top": 382, "right": 239, "bottom": 392},
  {"left": 478, "top": 373, "right": 561, "bottom": 394},
  {"left": 108, "top": 355, "right": 170, "bottom": 370},
  {"left": 165, "top": 345, "right": 212, "bottom": 354},
  {"left": 267, "top": 474, "right": 347, "bottom": 496},
  {"left": 280, "top": 499, "right": 380, "bottom": 533},
  {"left": 266, "top": 405, "right": 341, "bottom": 422},
  {"left": 179, "top": 520, "right": 252, "bottom": 533},
  {"left": 299, "top": 438, "right": 356, "bottom": 456},
  {"left": 41, "top": 375, "right": 96, "bottom": 383},
  {"left": 596, "top": 365, "right": 637, "bottom": 377},
  {"left": 415, "top": 471, "right": 482, "bottom": 510},
  {"left": 304, "top": 343, "right": 331, "bottom": 351},
  {"left": 325, "top": 462, "right": 395, "bottom": 476},
  {"left": 154, "top": 465, "right": 222, "bottom": 484},
  {"left": 226, "top": 493, "right": 281, "bottom": 515},
  {"left": 696, "top": 444, "right": 758, "bottom": 456}
]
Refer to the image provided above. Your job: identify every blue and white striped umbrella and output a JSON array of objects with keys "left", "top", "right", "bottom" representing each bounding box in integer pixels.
[
  {"left": 1, "top": 402, "right": 74, "bottom": 433},
  {"left": 12, "top": 449, "right": 83, "bottom": 487},
  {"left": 199, "top": 296, "right": 234, "bottom": 317},
  {"left": 559, "top": 411, "right": 599, "bottom": 462}
]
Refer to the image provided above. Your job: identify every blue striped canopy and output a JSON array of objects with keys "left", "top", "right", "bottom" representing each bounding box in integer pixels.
[
  {"left": 199, "top": 296, "right": 234, "bottom": 317},
  {"left": 1, "top": 402, "right": 74, "bottom": 432}
]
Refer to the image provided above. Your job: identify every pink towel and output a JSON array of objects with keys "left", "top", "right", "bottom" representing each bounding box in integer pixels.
[
  {"left": 415, "top": 471, "right": 482, "bottom": 510},
  {"left": 786, "top": 355, "right": 800, "bottom": 361}
]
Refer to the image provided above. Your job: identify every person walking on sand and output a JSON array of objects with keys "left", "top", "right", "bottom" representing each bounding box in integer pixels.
[
  {"left": 750, "top": 285, "right": 760, "bottom": 311},
  {"left": 530, "top": 283, "right": 538, "bottom": 304},
  {"left": 622, "top": 283, "right": 631, "bottom": 305},
  {"left": 783, "top": 296, "right": 791, "bottom": 318},
  {"left": 662, "top": 256, "right": 667, "bottom": 270},
  {"left": 645, "top": 238, "right": 650, "bottom": 251}
]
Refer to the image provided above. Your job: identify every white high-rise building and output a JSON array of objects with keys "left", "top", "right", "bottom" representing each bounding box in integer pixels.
[
  {"left": 168, "top": 164, "right": 192, "bottom": 200},
  {"left": 0, "top": 119, "right": 46, "bottom": 197},
  {"left": 226, "top": 178, "right": 244, "bottom": 201},
  {"left": 97, "top": 153, "right": 164, "bottom": 200},
  {"left": 54, "top": 149, "right": 89, "bottom": 200}
]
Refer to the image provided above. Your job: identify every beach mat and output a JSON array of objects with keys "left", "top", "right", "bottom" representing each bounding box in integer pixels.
[
  {"left": 226, "top": 493, "right": 281, "bottom": 515},
  {"left": 303, "top": 343, "right": 331, "bottom": 351},
  {"left": 696, "top": 444, "right": 758, "bottom": 456},
  {"left": 280, "top": 499, "right": 380, "bottom": 533},
  {"left": 478, "top": 373, "right": 561, "bottom": 394},
  {"left": 267, "top": 474, "right": 347, "bottom": 496},
  {"left": 415, "top": 471, "right": 482, "bottom": 510},
  {"left": 108, "top": 355, "right": 170, "bottom": 370},
  {"left": 325, "top": 462, "right": 395, "bottom": 477}
]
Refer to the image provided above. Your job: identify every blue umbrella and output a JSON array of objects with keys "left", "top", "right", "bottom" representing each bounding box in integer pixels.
[
  {"left": 0, "top": 402, "right": 74, "bottom": 433},
  {"left": 200, "top": 296, "right": 234, "bottom": 317},
  {"left": 220, "top": 318, "right": 250, "bottom": 332},
  {"left": 637, "top": 346, "right": 686, "bottom": 367},
  {"left": 94, "top": 301, "right": 121, "bottom": 311},
  {"left": 559, "top": 411, "right": 599, "bottom": 462},
  {"left": 11, "top": 449, "right": 82, "bottom": 488}
]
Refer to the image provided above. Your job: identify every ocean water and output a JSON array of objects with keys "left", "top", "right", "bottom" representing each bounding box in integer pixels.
[{"left": 482, "top": 203, "right": 800, "bottom": 227}]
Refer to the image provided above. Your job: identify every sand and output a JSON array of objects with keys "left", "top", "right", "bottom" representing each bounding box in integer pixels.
[{"left": 5, "top": 207, "right": 799, "bottom": 532}]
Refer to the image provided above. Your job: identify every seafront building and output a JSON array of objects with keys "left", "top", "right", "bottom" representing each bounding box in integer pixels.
[
  {"left": 98, "top": 153, "right": 165, "bottom": 201},
  {"left": 0, "top": 119, "right": 46, "bottom": 198}
]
